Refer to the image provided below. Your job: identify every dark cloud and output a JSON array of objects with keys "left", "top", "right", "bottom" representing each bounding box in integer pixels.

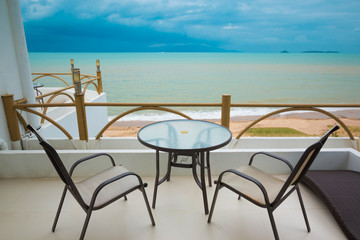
[
  {"left": 20, "top": 0, "right": 360, "bottom": 52},
  {"left": 23, "top": 12, "right": 225, "bottom": 52}
]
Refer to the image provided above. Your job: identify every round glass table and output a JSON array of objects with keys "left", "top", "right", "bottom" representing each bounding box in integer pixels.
[{"left": 137, "top": 119, "right": 232, "bottom": 214}]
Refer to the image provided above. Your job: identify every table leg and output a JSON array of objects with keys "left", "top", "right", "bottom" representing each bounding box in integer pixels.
[
  {"left": 166, "top": 153, "right": 173, "bottom": 181},
  {"left": 152, "top": 150, "right": 160, "bottom": 209},
  {"left": 206, "top": 151, "right": 212, "bottom": 187},
  {"left": 192, "top": 153, "right": 201, "bottom": 188},
  {"left": 200, "top": 152, "right": 209, "bottom": 214}
]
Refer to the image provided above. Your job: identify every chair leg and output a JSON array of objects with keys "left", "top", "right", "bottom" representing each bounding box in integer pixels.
[
  {"left": 79, "top": 209, "right": 93, "bottom": 240},
  {"left": 267, "top": 207, "right": 280, "bottom": 240},
  {"left": 296, "top": 185, "right": 311, "bottom": 232},
  {"left": 140, "top": 186, "right": 156, "bottom": 225},
  {"left": 207, "top": 182, "right": 221, "bottom": 223},
  {"left": 52, "top": 186, "right": 67, "bottom": 232}
]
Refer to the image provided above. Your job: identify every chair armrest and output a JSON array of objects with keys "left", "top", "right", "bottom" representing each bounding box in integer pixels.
[
  {"left": 89, "top": 172, "right": 145, "bottom": 207},
  {"left": 249, "top": 152, "right": 293, "bottom": 171},
  {"left": 69, "top": 153, "right": 116, "bottom": 176},
  {"left": 218, "top": 169, "right": 271, "bottom": 205}
]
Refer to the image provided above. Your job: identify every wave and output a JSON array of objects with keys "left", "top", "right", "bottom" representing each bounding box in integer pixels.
[{"left": 108, "top": 107, "right": 353, "bottom": 122}]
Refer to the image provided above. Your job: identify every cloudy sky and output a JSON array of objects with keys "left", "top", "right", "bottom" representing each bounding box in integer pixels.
[{"left": 20, "top": 0, "right": 360, "bottom": 52}]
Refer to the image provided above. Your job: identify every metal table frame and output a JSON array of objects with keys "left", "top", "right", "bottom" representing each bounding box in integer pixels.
[{"left": 137, "top": 119, "right": 232, "bottom": 214}]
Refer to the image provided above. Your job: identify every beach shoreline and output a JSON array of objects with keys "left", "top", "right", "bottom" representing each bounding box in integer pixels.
[{"left": 103, "top": 109, "right": 360, "bottom": 137}]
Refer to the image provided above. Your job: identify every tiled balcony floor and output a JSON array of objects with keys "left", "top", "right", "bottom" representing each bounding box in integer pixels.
[{"left": 0, "top": 176, "right": 346, "bottom": 240}]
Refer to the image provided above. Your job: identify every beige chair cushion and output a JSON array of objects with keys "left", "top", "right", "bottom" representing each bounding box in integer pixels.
[
  {"left": 76, "top": 166, "right": 139, "bottom": 207},
  {"left": 222, "top": 165, "right": 285, "bottom": 205}
]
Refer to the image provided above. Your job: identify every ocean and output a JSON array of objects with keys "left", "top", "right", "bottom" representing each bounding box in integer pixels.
[{"left": 28, "top": 52, "right": 360, "bottom": 121}]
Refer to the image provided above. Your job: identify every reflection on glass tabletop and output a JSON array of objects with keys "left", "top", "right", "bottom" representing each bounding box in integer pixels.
[{"left": 137, "top": 119, "right": 232, "bottom": 152}]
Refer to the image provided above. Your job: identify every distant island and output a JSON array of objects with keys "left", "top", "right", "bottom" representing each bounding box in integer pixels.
[
  {"left": 279, "top": 50, "right": 340, "bottom": 53},
  {"left": 302, "top": 51, "right": 339, "bottom": 53}
]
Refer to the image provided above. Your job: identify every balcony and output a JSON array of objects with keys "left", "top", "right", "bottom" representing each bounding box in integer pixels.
[
  {"left": 1, "top": 67, "right": 359, "bottom": 239},
  {"left": 1, "top": 135, "right": 359, "bottom": 239},
  {"left": 0, "top": 176, "right": 348, "bottom": 240}
]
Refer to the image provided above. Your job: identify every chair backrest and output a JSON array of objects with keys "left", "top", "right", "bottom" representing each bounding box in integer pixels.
[
  {"left": 27, "top": 125, "right": 84, "bottom": 205},
  {"left": 276, "top": 125, "right": 339, "bottom": 202}
]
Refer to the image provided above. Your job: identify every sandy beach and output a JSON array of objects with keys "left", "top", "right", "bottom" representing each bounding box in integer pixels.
[{"left": 103, "top": 109, "right": 360, "bottom": 137}]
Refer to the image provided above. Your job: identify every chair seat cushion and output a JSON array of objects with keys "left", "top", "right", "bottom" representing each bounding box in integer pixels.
[
  {"left": 76, "top": 166, "right": 139, "bottom": 208},
  {"left": 221, "top": 165, "right": 285, "bottom": 205}
]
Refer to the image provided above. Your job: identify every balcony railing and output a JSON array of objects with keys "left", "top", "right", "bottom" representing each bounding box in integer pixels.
[{"left": 1, "top": 60, "right": 359, "bottom": 150}]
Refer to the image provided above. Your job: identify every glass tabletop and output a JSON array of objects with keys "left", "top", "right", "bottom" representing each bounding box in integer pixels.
[{"left": 137, "top": 119, "right": 232, "bottom": 153}]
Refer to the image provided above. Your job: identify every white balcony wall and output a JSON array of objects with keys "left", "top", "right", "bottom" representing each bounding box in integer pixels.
[{"left": 1, "top": 137, "right": 359, "bottom": 178}]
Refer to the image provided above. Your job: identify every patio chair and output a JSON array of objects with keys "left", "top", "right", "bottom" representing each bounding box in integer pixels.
[
  {"left": 207, "top": 125, "right": 339, "bottom": 240},
  {"left": 27, "top": 124, "right": 155, "bottom": 240}
]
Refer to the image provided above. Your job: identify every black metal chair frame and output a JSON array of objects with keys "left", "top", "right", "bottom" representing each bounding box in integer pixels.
[
  {"left": 208, "top": 125, "right": 339, "bottom": 240},
  {"left": 27, "top": 124, "right": 155, "bottom": 240}
]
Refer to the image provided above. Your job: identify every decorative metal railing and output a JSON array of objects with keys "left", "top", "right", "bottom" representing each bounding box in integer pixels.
[
  {"left": 1, "top": 60, "right": 359, "bottom": 150},
  {"left": 30, "top": 59, "right": 103, "bottom": 125}
]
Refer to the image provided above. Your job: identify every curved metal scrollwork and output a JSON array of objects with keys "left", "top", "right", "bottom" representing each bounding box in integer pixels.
[
  {"left": 235, "top": 107, "right": 354, "bottom": 140},
  {"left": 95, "top": 106, "right": 192, "bottom": 139},
  {"left": 83, "top": 81, "right": 100, "bottom": 94},
  {"left": 16, "top": 107, "right": 73, "bottom": 139},
  {"left": 32, "top": 74, "right": 71, "bottom": 86},
  {"left": 40, "top": 92, "right": 75, "bottom": 124}
]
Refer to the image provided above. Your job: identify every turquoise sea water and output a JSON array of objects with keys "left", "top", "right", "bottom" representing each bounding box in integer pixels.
[{"left": 28, "top": 52, "right": 360, "bottom": 120}]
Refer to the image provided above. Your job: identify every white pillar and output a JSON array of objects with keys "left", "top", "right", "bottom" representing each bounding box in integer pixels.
[
  {"left": 8, "top": 0, "right": 40, "bottom": 130},
  {"left": 0, "top": 0, "right": 40, "bottom": 149}
]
